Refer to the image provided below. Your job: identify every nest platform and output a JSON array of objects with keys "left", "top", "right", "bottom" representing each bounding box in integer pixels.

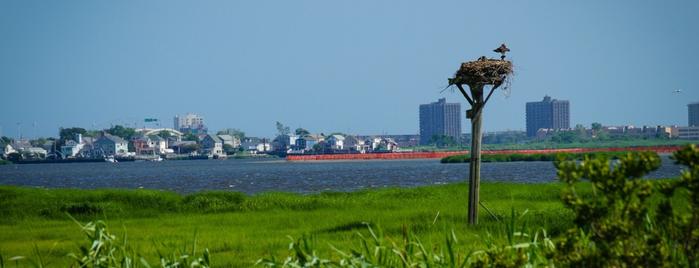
[{"left": 449, "top": 58, "right": 513, "bottom": 87}]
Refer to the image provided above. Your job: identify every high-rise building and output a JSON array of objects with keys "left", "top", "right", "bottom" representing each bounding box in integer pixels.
[
  {"left": 419, "top": 98, "right": 461, "bottom": 145},
  {"left": 526, "top": 96, "right": 570, "bottom": 137},
  {"left": 174, "top": 113, "right": 207, "bottom": 135},
  {"left": 689, "top": 102, "right": 699, "bottom": 127}
]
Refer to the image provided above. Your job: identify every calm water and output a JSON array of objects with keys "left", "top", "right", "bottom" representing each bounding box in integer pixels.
[{"left": 0, "top": 156, "right": 685, "bottom": 194}]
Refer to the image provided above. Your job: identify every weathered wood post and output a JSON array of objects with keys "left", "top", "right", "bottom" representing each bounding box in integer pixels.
[{"left": 449, "top": 45, "right": 512, "bottom": 225}]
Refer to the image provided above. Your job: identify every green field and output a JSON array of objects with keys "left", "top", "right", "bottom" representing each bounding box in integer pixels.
[{"left": 0, "top": 183, "right": 578, "bottom": 267}]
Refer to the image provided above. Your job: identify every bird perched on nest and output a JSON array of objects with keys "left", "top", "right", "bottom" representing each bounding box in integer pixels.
[{"left": 494, "top": 44, "right": 510, "bottom": 60}]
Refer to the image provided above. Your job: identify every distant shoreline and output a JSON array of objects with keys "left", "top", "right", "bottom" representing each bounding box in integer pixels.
[{"left": 286, "top": 145, "right": 684, "bottom": 161}]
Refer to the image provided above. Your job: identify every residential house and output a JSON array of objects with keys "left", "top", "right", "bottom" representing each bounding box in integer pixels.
[
  {"left": 200, "top": 134, "right": 224, "bottom": 156},
  {"left": 343, "top": 135, "right": 364, "bottom": 152},
  {"left": 240, "top": 141, "right": 272, "bottom": 154},
  {"left": 217, "top": 134, "right": 241, "bottom": 148},
  {"left": 60, "top": 134, "right": 84, "bottom": 158},
  {"left": 272, "top": 134, "right": 299, "bottom": 152},
  {"left": 326, "top": 135, "right": 345, "bottom": 150},
  {"left": 94, "top": 134, "right": 129, "bottom": 156},
  {"left": 133, "top": 135, "right": 169, "bottom": 155},
  {"left": 295, "top": 134, "right": 324, "bottom": 152}
]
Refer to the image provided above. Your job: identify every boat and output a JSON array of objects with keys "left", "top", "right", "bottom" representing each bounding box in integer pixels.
[{"left": 104, "top": 155, "right": 118, "bottom": 163}]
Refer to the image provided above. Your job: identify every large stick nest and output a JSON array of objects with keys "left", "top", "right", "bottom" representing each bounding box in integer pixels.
[{"left": 449, "top": 58, "right": 513, "bottom": 87}]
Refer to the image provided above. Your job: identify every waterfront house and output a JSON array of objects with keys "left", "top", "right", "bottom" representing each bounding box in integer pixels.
[
  {"left": 343, "top": 135, "right": 364, "bottom": 152},
  {"left": 326, "top": 135, "right": 345, "bottom": 150},
  {"left": 94, "top": 134, "right": 129, "bottom": 156},
  {"left": 272, "top": 134, "right": 299, "bottom": 152},
  {"left": 200, "top": 134, "right": 224, "bottom": 156},
  {"left": 217, "top": 134, "right": 241, "bottom": 148},
  {"left": 61, "top": 140, "right": 83, "bottom": 158},
  {"left": 240, "top": 141, "right": 271, "bottom": 154},
  {"left": 132, "top": 135, "right": 169, "bottom": 155},
  {"left": 295, "top": 134, "right": 324, "bottom": 152},
  {"left": 60, "top": 134, "right": 84, "bottom": 158}
]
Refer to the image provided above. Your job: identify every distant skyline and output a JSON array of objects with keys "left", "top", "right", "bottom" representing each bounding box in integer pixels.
[{"left": 1, "top": 1, "right": 698, "bottom": 139}]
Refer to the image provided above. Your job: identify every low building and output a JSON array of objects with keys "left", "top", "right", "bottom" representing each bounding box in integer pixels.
[
  {"left": 94, "top": 134, "right": 129, "bottom": 156},
  {"left": 678, "top": 126, "right": 699, "bottom": 139},
  {"left": 200, "top": 134, "right": 224, "bottom": 156}
]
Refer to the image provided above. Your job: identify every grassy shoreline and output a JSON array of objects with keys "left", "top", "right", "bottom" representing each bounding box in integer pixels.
[
  {"left": 0, "top": 183, "right": 577, "bottom": 267},
  {"left": 441, "top": 151, "right": 637, "bottom": 163}
]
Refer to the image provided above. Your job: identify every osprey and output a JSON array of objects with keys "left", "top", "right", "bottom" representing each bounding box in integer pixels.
[{"left": 494, "top": 44, "right": 510, "bottom": 60}]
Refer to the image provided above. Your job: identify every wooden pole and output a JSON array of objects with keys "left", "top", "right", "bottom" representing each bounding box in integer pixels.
[{"left": 467, "top": 84, "right": 484, "bottom": 225}]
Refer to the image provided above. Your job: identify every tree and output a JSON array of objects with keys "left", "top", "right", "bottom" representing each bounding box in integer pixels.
[
  {"left": 106, "top": 125, "right": 136, "bottom": 140},
  {"left": 59, "top": 127, "right": 88, "bottom": 141},
  {"left": 276, "top": 122, "right": 291, "bottom": 136},
  {"left": 591, "top": 122, "right": 602, "bottom": 132},
  {"left": 183, "top": 133, "right": 198, "bottom": 141},
  {"left": 295, "top": 128, "right": 310, "bottom": 136}
]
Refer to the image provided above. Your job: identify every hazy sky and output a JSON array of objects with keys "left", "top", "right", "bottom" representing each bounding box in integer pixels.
[{"left": 1, "top": 1, "right": 698, "bottom": 139}]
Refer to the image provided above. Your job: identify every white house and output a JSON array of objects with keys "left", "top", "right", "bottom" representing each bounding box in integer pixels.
[
  {"left": 241, "top": 141, "right": 272, "bottom": 154},
  {"left": 60, "top": 134, "right": 85, "bottom": 158},
  {"left": 94, "top": 134, "right": 129, "bottom": 156},
  {"left": 200, "top": 134, "right": 224, "bottom": 156},
  {"left": 326, "top": 135, "right": 345, "bottom": 150}
]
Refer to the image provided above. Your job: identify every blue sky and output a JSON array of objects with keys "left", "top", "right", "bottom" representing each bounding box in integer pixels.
[{"left": 1, "top": 0, "right": 697, "bottom": 138}]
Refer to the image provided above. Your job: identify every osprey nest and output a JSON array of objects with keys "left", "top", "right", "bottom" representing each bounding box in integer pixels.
[{"left": 449, "top": 58, "right": 513, "bottom": 87}]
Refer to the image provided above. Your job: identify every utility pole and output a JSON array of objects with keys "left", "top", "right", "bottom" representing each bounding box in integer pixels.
[{"left": 449, "top": 44, "right": 512, "bottom": 225}]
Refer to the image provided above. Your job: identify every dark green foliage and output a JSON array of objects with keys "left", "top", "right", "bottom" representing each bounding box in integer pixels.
[
  {"left": 552, "top": 147, "right": 699, "bottom": 267},
  {"left": 294, "top": 128, "right": 310, "bottom": 136},
  {"left": 106, "top": 125, "right": 136, "bottom": 140}
]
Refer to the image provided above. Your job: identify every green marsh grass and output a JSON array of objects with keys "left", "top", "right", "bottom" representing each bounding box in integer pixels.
[{"left": 0, "top": 183, "right": 575, "bottom": 267}]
